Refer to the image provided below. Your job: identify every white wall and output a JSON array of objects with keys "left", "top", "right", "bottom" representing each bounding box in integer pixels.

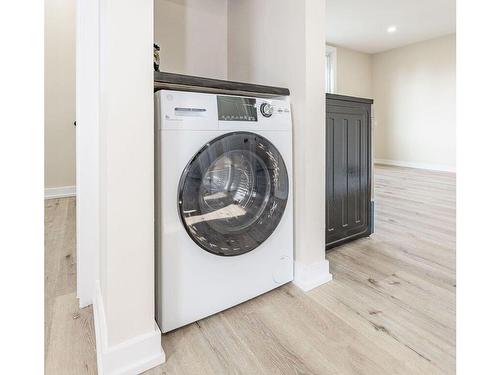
[
  {"left": 99, "top": 0, "right": 155, "bottom": 346},
  {"left": 372, "top": 34, "right": 456, "bottom": 171},
  {"left": 154, "top": 0, "right": 227, "bottom": 79},
  {"left": 45, "top": 0, "right": 76, "bottom": 190},
  {"left": 334, "top": 45, "right": 372, "bottom": 98},
  {"left": 228, "top": 1, "right": 304, "bottom": 86},
  {"left": 94, "top": 0, "right": 164, "bottom": 372},
  {"left": 228, "top": 0, "right": 332, "bottom": 290}
]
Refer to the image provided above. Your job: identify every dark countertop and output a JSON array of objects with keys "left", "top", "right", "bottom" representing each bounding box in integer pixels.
[
  {"left": 326, "top": 93, "right": 373, "bottom": 104},
  {"left": 154, "top": 71, "right": 290, "bottom": 97}
]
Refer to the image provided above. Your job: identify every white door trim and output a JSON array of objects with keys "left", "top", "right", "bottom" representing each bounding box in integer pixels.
[{"left": 75, "top": 0, "right": 100, "bottom": 308}]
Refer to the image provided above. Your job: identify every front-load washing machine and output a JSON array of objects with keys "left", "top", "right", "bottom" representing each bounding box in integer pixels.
[{"left": 154, "top": 89, "right": 294, "bottom": 332}]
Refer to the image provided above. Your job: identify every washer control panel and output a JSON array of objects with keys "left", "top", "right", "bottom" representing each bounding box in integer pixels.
[{"left": 156, "top": 90, "right": 292, "bottom": 131}]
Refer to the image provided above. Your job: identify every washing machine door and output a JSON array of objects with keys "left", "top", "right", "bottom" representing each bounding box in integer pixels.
[{"left": 178, "top": 131, "right": 289, "bottom": 256}]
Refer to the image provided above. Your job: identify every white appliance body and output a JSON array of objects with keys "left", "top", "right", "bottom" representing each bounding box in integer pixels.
[{"left": 155, "top": 90, "right": 294, "bottom": 333}]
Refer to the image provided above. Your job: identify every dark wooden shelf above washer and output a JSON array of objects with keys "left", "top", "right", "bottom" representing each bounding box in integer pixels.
[
  {"left": 154, "top": 71, "right": 290, "bottom": 97},
  {"left": 326, "top": 93, "right": 373, "bottom": 104}
]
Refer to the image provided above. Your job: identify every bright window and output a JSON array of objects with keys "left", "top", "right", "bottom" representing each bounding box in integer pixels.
[{"left": 325, "top": 46, "right": 337, "bottom": 94}]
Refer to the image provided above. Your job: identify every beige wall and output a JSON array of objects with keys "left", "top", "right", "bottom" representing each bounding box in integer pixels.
[
  {"left": 334, "top": 45, "right": 373, "bottom": 98},
  {"left": 154, "top": 0, "right": 228, "bottom": 79},
  {"left": 45, "top": 0, "right": 76, "bottom": 189},
  {"left": 372, "top": 34, "right": 456, "bottom": 171}
]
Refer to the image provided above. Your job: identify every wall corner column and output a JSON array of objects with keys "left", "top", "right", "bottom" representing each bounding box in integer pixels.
[{"left": 93, "top": 0, "right": 165, "bottom": 373}]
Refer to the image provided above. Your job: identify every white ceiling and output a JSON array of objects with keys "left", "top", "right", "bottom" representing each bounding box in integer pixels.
[{"left": 326, "top": 0, "right": 456, "bottom": 54}]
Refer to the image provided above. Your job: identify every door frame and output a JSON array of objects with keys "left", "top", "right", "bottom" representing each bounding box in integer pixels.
[{"left": 75, "top": 0, "right": 100, "bottom": 307}]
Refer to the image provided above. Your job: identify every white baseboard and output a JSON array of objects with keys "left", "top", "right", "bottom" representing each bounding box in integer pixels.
[
  {"left": 93, "top": 282, "right": 165, "bottom": 375},
  {"left": 45, "top": 185, "right": 76, "bottom": 199},
  {"left": 374, "top": 158, "right": 455, "bottom": 173},
  {"left": 293, "top": 259, "right": 333, "bottom": 292}
]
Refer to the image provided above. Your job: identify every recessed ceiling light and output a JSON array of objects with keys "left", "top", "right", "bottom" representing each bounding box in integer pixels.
[{"left": 387, "top": 26, "right": 397, "bottom": 33}]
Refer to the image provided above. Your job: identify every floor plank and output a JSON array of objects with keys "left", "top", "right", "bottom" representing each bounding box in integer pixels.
[
  {"left": 45, "top": 293, "right": 97, "bottom": 374},
  {"left": 45, "top": 165, "right": 456, "bottom": 374},
  {"left": 45, "top": 198, "right": 73, "bottom": 360}
]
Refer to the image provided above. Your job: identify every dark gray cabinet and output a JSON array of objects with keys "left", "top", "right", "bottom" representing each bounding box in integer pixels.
[{"left": 326, "top": 94, "right": 373, "bottom": 250}]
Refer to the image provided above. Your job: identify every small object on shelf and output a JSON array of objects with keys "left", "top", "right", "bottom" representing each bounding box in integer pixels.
[{"left": 153, "top": 43, "right": 160, "bottom": 72}]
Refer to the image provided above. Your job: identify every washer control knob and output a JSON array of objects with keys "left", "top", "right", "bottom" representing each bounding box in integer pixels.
[{"left": 260, "top": 102, "right": 273, "bottom": 117}]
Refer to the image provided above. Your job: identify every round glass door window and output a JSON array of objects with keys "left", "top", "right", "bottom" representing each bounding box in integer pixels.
[{"left": 178, "top": 132, "right": 289, "bottom": 256}]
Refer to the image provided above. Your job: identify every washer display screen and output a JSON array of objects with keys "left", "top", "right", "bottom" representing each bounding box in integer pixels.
[
  {"left": 217, "top": 96, "right": 258, "bottom": 122},
  {"left": 178, "top": 132, "right": 288, "bottom": 256}
]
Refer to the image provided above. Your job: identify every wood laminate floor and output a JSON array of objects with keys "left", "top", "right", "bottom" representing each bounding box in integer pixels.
[{"left": 45, "top": 165, "right": 456, "bottom": 374}]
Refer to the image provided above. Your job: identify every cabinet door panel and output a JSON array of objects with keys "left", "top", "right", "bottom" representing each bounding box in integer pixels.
[
  {"left": 346, "top": 115, "right": 368, "bottom": 232},
  {"left": 326, "top": 102, "right": 370, "bottom": 248},
  {"left": 325, "top": 112, "right": 336, "bottom": 236}
]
